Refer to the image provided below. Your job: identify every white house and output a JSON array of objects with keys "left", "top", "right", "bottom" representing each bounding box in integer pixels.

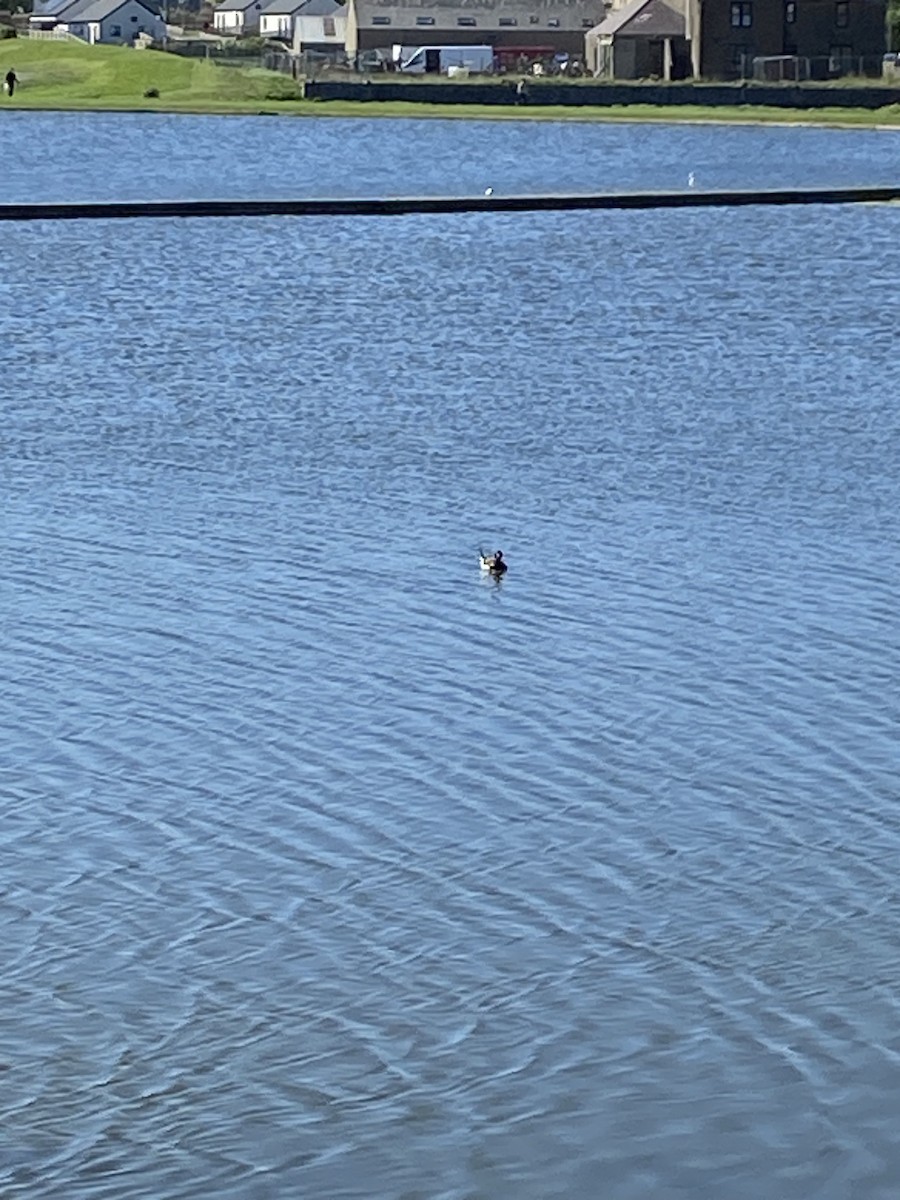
[
  {"left": 256, "top": 0, "right": 342, "bottom": 41},
  {"left": 30, "top": 0, "right": 165, "bottom": 41},
  {"left": 292, "top": 9, "right": 346, "bottom": 53},
  {"left": 259, "top": 0, "right": 307, "bottom": 38},
  {"left": 292, "top": 10, "right": 346, "bottom": 52},
  {"left": 212, "top": 0, "right": 266, "bottom": 34},
  {"left": 29, "top": 0, "right": 73, "bottom": 30}
]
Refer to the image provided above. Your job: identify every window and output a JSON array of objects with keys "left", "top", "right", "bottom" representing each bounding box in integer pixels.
[
  {"left": 130, "top": 13, "right": 137, "bottom": 19},
  {"left": 785, "top": 0, "right": 796, "bottom": 21},
  {"left": 416, "top": 14, "right": 434, "bottom": 22},
  {"left": 499, "top": 15, "right": 517, "bottom": 24},
  {"left": 529, "top": 13, "right": 539, "bottom": 22},
  {"left": 582, "top": 16, "right": 594, "bottom": 25},
  {"left": 730, "top": 1, "right": 752, "bottom": 26},
  {"left": 457, "top": 14, "right": 476, "bottom": 24},
  {"left": 834, "top": 0, "right": 848, "bottom": 25},
  {"left": 110, "top": 23, "right": 121, "bottom": 34},
  {"left": 323, "top": 15, "right": 335, "bottom": 34},
  {"left": 371, "top": 14, "right": 390, "bottom": 22},
  {"left": 547, "top": 15, "right": 559, "bottom": 25}
]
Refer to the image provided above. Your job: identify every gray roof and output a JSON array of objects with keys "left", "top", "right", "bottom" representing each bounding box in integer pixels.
[
  {"left": 589, "top": 0, "right": 684, "bottom": 38},
  {"left": 30, "top": 0, "right": 79, "bottom": 17},
  {"left": 260, "top": 0, "right": 340, "bottom": 15},
  {"left": 352, "top": 0, "right": 607, "bottom": 31},
  {"left": 58, "top": 0, "right": 161, "bottom": 18},
  {"left": 214, "top": 0, "right": 265, "bottom": 13}
]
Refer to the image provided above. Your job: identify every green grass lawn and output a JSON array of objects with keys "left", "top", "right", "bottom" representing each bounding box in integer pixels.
[
  {"left": 1, "top": 37, "right": 301, "bottom": 109},
  {"left": 2, "top": 38, "right": 899, "bottom": 126}
]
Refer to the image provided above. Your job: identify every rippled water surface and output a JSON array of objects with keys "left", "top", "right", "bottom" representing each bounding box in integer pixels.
[
  {"left": 1, "top": 108, "right": 900, "bottom": 200},
  {"left": 2, "top": 114, "right": 900, "bottom": 1199}
]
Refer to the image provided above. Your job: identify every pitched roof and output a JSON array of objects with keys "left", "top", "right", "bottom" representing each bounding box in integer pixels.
[
  {"left": 214, "top": 0, "right": 264, "bottom": 12},
  {"left": 260, "top": 0, "right": 340, "bottom": 15},
  {"left": 58, "top": 0, "right": 161, "bottom": 19},
  {"left": 30, "top": 0, "right": 78, "bottom": 17},
  {"left": 588, "top": 0, "right": 684, "bottom": 38}
]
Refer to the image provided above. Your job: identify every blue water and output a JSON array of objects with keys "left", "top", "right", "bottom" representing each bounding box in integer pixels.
[
  {"left": 1, "top": 111, "right": 900, "bottom": 1200},
  {"left": 1, "top": 108, "right": 899, "bottom": 200}
]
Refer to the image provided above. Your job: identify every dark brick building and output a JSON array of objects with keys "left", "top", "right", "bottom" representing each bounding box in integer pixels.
[{"left": 589, "top": 0, "right": 887, "bottom": 79}]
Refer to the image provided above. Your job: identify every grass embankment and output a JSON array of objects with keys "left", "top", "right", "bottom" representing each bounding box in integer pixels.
[
  {"left": 2, "top": 38, "right": 900, "bottom": 126},
  {"left": 1, "top": 37, "right": 300, "bottom": 111}
]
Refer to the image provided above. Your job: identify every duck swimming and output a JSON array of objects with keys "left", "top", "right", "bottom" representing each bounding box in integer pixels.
[{"left": 479, "top": 549, "right": 508, "bottom": 576}]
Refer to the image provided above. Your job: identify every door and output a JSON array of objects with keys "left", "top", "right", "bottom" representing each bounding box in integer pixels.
[{"left": 648, "top": 39, "right": 664, "bottom": 77}]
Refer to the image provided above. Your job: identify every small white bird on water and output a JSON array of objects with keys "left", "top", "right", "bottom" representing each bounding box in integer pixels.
[
  {"left": 687, "top": 172, "right": 696, "bottom": 188},
  {"left": 484, "top": 187, "right": 494, "bottom": 196}
]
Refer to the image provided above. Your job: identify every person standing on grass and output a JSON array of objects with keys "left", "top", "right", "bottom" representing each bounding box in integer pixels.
[{"left": 4, "top": 68, "right": 17, "bottom": 97}]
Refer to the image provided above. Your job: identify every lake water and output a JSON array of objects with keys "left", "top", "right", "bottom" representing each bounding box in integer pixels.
[{"left": 2, "top": 111, "right": 900, "bottom": 1200}]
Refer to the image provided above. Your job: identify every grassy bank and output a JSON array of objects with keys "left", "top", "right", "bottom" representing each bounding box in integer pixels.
[
  {"left": 0, "top": 38, "right": 300, "bottom": 110},
  {"left": 2, "top": 39, "right": 900, "bottom": 126}
]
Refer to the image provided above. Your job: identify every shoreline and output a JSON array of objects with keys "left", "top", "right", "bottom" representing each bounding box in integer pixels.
[{"left": 3, "top": 41, "right": 899, "bottom": 130}]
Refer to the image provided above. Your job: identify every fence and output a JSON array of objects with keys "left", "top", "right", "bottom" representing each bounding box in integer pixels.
[
  {"left": 748, "top": 54, "right": 887, "bottom": 82},
  {"left": 26, "top": 27, "right": 82, "bottom": 40},
  {"left": 163, "top": 40, "right": 348, "bottom": 77}
]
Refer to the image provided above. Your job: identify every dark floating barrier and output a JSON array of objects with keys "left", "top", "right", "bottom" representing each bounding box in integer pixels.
[{"left": 0, "top": 187, "right": 899, "bottom": 222}]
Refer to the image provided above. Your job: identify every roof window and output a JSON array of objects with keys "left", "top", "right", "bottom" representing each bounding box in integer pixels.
[
  {"left": 457, "top": 15, "right": 477, "bottom": 24},
  {"left": 372, "top": 13, "right": 390, "bottom": 22}
]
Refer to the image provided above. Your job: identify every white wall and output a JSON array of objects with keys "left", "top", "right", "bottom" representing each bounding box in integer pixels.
[
  {"left": 292, "top": 12, "right": 345, "bottom": 51},
  {"left": 212, "top": 0, "right": 263, "bottom": 33},
  {"left": 213, "top": 8, "right": 243, "bottom": 29},
  {"left": 61, "top": 19, "right": 94, "bottom": 39},
  {"left": 260, "top": 11, "right": 291, "bottom": 37}
]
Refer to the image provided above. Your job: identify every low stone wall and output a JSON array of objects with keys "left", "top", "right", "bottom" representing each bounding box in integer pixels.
[{"left": 303, "top": 79, "right": 900, "bottom": 110}]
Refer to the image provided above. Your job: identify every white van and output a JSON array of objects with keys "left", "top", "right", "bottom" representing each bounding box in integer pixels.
[{"left": 394, "top": 45, "right": 495, "bottom": 74}]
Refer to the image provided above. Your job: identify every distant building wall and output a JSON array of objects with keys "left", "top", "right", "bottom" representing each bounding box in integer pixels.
[
  {"left": 260, "top": 10, "right": 292, "bottom": 35},
  {"left": 213, "top": 8, "right": 244, "bottom": 30},
  {"left": 699, "top": 0, "right": 785, "bottom": 78},
  {"left": 787, "top": 0, "right": 887, "bottom": 65},
  {"left": 699, "top": 0, "right": 886, "bottom": 78},
  {"left": 212, "top": 1, "right": 264, "bottom": 33},
  {"left": 293, "top": 12, "right": 346, "bottom": 50},
  {"left": 347, "top": 0, "right": 605, "bottom": 60}
]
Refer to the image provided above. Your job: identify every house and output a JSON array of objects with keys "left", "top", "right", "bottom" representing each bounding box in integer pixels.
[
  {"left": 345, "top": 0, "right": 609, "bottom": 66},
  {"left": 291, "top": 7, "right": 348, "bottom": 53},
  {"left": 696, "top": 0, "right": 888, "bottom": 79},
  {"left": 58, "top": 0, "right": 166, "bottom": 43},
  {"left": 587, "top": 0, "right": 887, "bottom": 80},
  {"left": 212, "top": 0, "right": 266, "bottom": 34},
  {"left": 29, "top": 0, "right": 72, "bottom": 31},
  {"left": 586, "top": 0, "right": 690, "bottom": 78},
  {"left": 259, "top": 0, "right": 341, "bottom": 40},
  {"left": 29, "top": 0, "right": 165, "bottom": 42}
]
